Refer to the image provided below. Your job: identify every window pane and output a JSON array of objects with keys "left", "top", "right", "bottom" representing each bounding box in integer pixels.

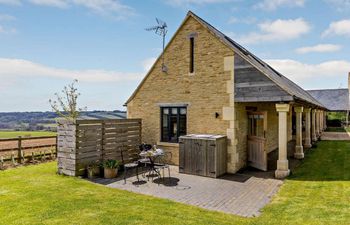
[
  {"left": 190, "top": 37, "right": 194, "bottom": 73},
  {"left": 256, "top": 118, "right": 264, "bottom": 137},
  {"left": 169, "top": 115, "right": 178, "bottom": 142},
  {"left": 163, "top": 108, "right": 169, "bottom": 115},
  {"left": 179, "top": 114, "right": 186, "bottom": 137},
  {"left": 171, "top": 108, "right": 178, "bottom": 114},
  {"left": 180, "top": 108, "right": 186, "bottom": 115},
  {"left": 161, "top": 111, "right": 168, "bottom": 141}
]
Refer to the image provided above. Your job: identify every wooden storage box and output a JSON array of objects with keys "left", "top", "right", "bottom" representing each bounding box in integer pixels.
[{"left": 179, "top": 134, "right": 227, "bottom": 178}]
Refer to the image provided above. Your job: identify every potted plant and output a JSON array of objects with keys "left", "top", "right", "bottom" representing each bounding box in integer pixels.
[
  {"left": 87, "top": 160, "right": 100, "bottom": 179},
  {"left": 103, "top": 159, "right": 119, "bottom": 179}
]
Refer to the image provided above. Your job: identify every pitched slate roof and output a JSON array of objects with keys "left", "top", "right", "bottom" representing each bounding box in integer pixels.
[
  {"left": 126, "top": 11, "right": 327, "bottom": 109},
  {"left": 187, "top": 11, "right": 326, "bottom": 109},
  {"left": 307, "top": 89, "right": 350, "bottom": 111}
]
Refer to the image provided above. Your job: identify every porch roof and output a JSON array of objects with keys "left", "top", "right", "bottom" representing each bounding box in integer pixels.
[
  {"left": 307, "top": 89, "right": 350, "bottom": 111},
  {"left": 188, "top": 11, "right": 327, "bottom": 109}
]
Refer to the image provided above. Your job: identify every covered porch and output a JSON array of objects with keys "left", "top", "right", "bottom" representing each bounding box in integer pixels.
[
  {"left": 273, "top": 103, "right": 327, "bottom": 178},
  {"left": 233, "top": 52, "right": 328, "bottom": 179},
  {"left": 235, "top": 101, "right": 327, "bottom": 179}
]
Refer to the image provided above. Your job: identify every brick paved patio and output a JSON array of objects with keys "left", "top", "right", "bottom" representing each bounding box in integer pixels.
[{"left": 92, "top": 166, "right": 283, "bottom": 217}]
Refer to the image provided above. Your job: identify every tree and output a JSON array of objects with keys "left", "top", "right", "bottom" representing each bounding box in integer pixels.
[{"left": 49, "top": 79, "right": 86, "bottom": 121}]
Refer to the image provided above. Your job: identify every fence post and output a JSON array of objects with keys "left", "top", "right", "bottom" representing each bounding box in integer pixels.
[
  {"left": 101, "top": 121, "right": 105, "bottom": 162},
  {"left": 18, "top": 136, "right": 22, "bottom": 164},
  {"left": 0, "top": 156, "right": 4, "bottom": 169},
  {"left": 55, "top": 135, "right": 58, "bottom": 157}
]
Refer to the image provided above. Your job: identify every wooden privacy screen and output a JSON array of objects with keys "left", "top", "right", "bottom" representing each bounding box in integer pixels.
[{"left": 57, "top": 118, "right": 141, "bottom": 176}]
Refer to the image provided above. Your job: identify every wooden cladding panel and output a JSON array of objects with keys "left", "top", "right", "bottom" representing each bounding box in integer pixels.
[
  {"left": 234, "top": 54, "right": 292, "bottom": 103},
  {"left": 57, "top": 118, "right": 142, "bottom": 176}
]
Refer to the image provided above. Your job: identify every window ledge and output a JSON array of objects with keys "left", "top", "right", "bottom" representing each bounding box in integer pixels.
[{"left": 157, "top": 142, "right": 179, "bottom": 147}]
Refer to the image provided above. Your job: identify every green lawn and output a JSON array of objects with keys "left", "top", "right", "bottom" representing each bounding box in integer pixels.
[
  {"left": 326, "top": 127, "right": 346, "bottom": 132},
  {"left": 0, "top": 131, "right": 56, "bottom": 138},
  {"left": 0, "top": 141, "right": 349, "bottom": 225},
  {"left": 325, "top": 127, "right": 350, "bottom": 132}
]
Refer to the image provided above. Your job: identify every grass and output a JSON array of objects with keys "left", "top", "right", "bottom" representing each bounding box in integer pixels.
[
  {"left": 0, "top": 141, "right": 349, "bottom": 225},
  {"left": 0, "top": 131, "right": 56, "bottom": 138},
  {"left": 325, "top": 127, "right": 350, "bottom": 133},
  {"left": 326, "top": 127, "right": 347, "bottom": 132},
  {"left": 327, "top": 112, "right": 347, "bottom": 121}
]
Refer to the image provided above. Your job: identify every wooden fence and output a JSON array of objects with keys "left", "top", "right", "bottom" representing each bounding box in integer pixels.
[
  {"left": 0, "top": 135, "right": 57, "bottom": 165},
  {"left": 57, "top": 118, "right": 142, "bottom": 176}
]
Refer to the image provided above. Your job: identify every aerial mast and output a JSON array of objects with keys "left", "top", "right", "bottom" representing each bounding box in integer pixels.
[{"left": 146, "top": 18, "right": 168, "bottom": 73}]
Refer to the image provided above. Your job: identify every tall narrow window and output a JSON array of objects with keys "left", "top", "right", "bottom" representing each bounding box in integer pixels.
[{"left": 189, "top": 37, "right": 194, "bottom": 73}]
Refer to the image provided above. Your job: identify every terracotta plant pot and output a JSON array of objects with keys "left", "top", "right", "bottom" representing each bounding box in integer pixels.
[
  {"left": 87, "top": 167, "right": 100, "bottom": 179},
  {"left": 104, "top": 168, "right": 118, "bottom": 179}
]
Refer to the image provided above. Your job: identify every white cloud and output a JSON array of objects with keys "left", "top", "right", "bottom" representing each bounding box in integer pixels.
[
  {"left": 166, "top": 0, "right": 232, "bottom": 7},
  {"left": 0, "top": 14, "right": 16, "bottom": 21},
  {"left": 0, "top": 0, "right": 21, "bottom": 5},
  {"left": 72, "top": 0, "right": 135, "bottom": 19},
  {"left": 254, "top": 0, "right": 305, "bottom": 11},
  {"left": 266, "top": 59, "right": 350, "bottom": 87},
  {"left": 0, "top": 25, "right": 16, "bottom": 34},
  {"left": 227, "top": 16, "right": 256, "bottom": 25},
  {"left": 322, "top": 19, "right": 350, "bottom": 37},
  {"left": 0, "top": 58, "right": 142, "bottom": 83},
  {"left": 295, "top": 44, "right": 342, "bottom": 54},
  {"left": 325, "top": 0, "right": 350, "bottom": 11},
  {"left": 29, "top": 0, "right": 68, "bottom": 8},
  {"left": 141, "top": 57, "right": 157, "bottom": 72},
  {"left": 232, "top": 18, "right": 310, "bottom": 44},
  {"left": 0, "top": 0, "right": 135, "bottom": 20}
]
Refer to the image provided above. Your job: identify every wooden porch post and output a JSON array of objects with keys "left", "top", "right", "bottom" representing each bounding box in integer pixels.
[
  {"left": 320, "top": 111, "right": 323, "bottom": 133},
  {"left": 311, "top": 109, "right": 317, "bottom": 142},
  {"left": 275, "top": 103, "right": 290, "bottom": 179},
  {"left": 304, "top": 108, "right": 312, "bottom": 149},
  {"left": 315, "top": 110, "right": 320, "bottom": 138},
  {"left": 294, "top": 106, "right": 304, "bottom": 159},
  {"left": 324, "top": 111, "right": 327, "bottom": 130}
]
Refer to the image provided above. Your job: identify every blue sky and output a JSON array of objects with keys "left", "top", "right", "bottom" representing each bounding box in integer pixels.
[{"left": 0, "top": 0, "right": 349, "bottom": 112}]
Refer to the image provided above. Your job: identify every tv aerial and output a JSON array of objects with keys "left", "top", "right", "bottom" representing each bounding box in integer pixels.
[{"left": 146, "top": 18, "right": 168, "bottom": 73}]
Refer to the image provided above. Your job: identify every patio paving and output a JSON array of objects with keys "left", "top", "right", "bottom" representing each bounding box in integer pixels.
[
  {"left": 321, "top": 131, "right": 350, "bottom": 140},
  {"left": 92, "top": 166, "right": 283, "bottom": 217}
]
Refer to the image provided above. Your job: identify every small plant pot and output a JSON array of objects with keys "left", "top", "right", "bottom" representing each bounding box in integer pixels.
[
  {"left": 104, "top": 168, "right": 118, "bottom": 179},
  {"left": 87, "top": 167, "right": 100, "bottom": 179}
]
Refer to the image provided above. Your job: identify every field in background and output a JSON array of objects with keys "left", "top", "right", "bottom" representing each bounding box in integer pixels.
[{"left": 0, "top": 131, "right": 56, "bottom": 139}]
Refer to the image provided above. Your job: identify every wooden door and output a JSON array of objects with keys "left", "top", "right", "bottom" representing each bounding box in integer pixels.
[
  {"left": 206, "top": 140, "right": 216, "bottom": 178},
  {"left": 192, "top": 139, "right": 206, "bottom": 176},
  {"left": 179, "top": 140, "right": 185, "bottom": 173},
  {"left": 247, "top": 111, "right": 267, "bottom": 171}
]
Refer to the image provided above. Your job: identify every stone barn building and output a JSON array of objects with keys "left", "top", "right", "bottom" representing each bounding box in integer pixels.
[{"left": 126, "top": 11, "right": 329, "bottom": 178}]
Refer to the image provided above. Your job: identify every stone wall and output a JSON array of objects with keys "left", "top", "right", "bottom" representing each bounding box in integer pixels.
[{"left": 127, "top": 16, "right": 234, "bottom": 167}]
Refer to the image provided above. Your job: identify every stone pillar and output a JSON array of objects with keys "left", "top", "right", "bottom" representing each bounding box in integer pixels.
[
  {"left": 320, "top": 110, "right": 323, "bottom": 133},
  {"left": 312, "top": 109, "right": 317, "bottom": 142},
  {"left": 315, "top": 110, "right": 320, "bottom": 138},
  {"left": 222, "top": 55, "right": 237, "bottom": 173},
  {"left": 294, "top": 106, "right": 304, "bottom": 159},
  {"left": 275, "top": 103, "right": 290, "bottom": 179},
  {"left": 304, "top": 108, "right": 312, "bottom": 148}
]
